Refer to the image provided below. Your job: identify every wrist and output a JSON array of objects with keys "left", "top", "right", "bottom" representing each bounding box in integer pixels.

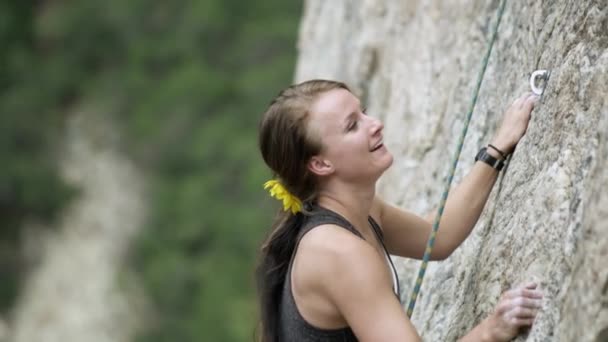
[
  {"left": 458, "top": 316, "right": 501, "bottom": 342},
  {"left": 479, "top": 316, "right": 499, "bottom": 342},
  {"left": 475, "top": 147, "right": 505, "bottom": 171},
  {"left": 489, "top": 139, "right": 512, "bottom": 156},
  {"left": 485, "top": 145, "right": 504, "bottom": 160}
]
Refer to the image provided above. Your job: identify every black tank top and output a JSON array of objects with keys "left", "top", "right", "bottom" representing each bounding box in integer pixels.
[{"left": 278, "top": 205, "right": 400, "bottom": 341}]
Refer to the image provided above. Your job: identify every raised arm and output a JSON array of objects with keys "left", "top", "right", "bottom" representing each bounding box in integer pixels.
[{"left": 376, "top": 93, "right": 538, "bottom": 259}]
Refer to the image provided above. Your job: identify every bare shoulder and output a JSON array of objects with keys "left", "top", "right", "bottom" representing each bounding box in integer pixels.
[
  {"left": 296, "top": 223, "right": 391, "bottom": 292},
  {"left": 296, "top": 224, "right": 382, "bottom": 285},
  {"left": 296, "top": 224, "right": 371, "bottom": 273},
  {"left": 297, "top": 224, "right": 421, "bottom": 340}
]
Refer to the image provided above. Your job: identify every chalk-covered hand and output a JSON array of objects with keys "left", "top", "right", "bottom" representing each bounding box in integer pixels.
[
  {"left": 491, "top": 93, "right": 538, "bottom": 155},
  {"left": 486, "top": 282, "right": 544, "bottom": 341}
]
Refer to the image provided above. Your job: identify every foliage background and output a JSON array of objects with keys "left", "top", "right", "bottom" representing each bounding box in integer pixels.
[{"left": 1, "top": 1, "right": 302, "bottom": 341}]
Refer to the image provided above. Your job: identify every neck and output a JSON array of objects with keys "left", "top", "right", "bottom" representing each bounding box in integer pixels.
[{"left": 316, "top": 180, "right": 376, "bottom": 234}]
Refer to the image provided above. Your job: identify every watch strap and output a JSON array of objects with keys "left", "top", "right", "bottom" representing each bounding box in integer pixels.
[{"left": 475, "top": 147, "right": 505, "bottom": 171}]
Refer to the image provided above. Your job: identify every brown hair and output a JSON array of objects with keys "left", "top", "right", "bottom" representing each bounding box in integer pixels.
[{"left": 256, "top": 79, "right": 349, "bottom": 342}]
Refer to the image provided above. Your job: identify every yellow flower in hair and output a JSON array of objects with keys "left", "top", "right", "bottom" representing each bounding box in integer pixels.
[{"left": 263, "top": 179, "right": 302, "bottom": 214}]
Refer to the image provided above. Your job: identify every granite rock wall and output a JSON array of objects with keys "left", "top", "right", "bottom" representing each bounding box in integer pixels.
[{"left": 295, "top": 1, "right": 607, "bottom": 340}]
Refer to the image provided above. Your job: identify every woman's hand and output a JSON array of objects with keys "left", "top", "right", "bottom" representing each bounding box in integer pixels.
[
  {"left": 486, "top": 282, "right": 544, "bottom": 341},
  {"left": 491, "top": 93, "right": 539, "bottom": 155}
]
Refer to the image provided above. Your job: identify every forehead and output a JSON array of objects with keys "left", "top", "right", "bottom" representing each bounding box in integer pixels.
[{"left": 308, "top": 88, "right": 360, "bottom": 131}]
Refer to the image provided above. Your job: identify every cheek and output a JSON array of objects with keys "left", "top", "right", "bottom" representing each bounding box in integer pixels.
[{"left": 321, "top": 133, "right": 368, "bottom": 165}]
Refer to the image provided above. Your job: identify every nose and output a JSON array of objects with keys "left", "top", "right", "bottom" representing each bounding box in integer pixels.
[{"left": 369, "top": 116, "right": 384, "bottom": 136}]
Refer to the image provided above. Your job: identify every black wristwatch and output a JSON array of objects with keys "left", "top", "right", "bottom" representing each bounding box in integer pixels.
[{"left": 475, "top": 147, "right": 505, "bottom": 171}]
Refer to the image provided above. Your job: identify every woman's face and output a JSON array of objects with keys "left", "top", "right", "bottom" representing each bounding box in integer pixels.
[{"left": 307, "top": 88, "right": 393, "bottom": 183}]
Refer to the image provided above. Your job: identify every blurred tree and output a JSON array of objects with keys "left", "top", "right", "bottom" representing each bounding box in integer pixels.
[
  {"left": 124, "top": 2, "right": 302, "bottom": 340},
  {"left": 1, "top": 0, "right": 300, "bottom": 340},
  {"left": 0, "top": 0, "right": 77, "bottom": 312}
]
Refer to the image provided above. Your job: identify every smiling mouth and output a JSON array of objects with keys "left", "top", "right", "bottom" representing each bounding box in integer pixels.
[{"left": 370, "top": 143, "right": 383, "bottom": 152}]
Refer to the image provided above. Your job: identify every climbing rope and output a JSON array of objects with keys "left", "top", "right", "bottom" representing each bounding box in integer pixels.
[{"left": 406, "top": 0, "right": 507, "bottom": 318}]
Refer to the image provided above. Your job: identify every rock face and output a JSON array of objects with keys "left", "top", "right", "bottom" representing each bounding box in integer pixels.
[{"left": 295, "top": 1, "right": 607, "bottom": 341}]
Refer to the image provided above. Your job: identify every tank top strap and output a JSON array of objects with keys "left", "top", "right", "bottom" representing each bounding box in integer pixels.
[
  {"left": 297, "top": 205, "right": 365, "bottom": 241},
  {"left": 367, "top": 216, "right": 384, "bottom": 240},
  {"left": 367, "top": 215, "right": 401, "bottom": 298}
]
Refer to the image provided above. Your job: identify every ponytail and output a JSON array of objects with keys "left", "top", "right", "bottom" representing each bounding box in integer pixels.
[{"left": 256, "top": 210, "right": 303, "bottom": 342}]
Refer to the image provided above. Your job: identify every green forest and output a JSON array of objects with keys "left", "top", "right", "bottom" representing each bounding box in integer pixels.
[{"left": 1, "top": 1, "right": 302, "bottom": 340}]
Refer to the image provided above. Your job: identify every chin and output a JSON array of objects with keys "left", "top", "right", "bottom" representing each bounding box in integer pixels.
[
  {"left": 383, "top": 153, "right": 394, "bottom": 170},
  {"left": 377, "top": 152, "right": 394, "bottom": 176}
]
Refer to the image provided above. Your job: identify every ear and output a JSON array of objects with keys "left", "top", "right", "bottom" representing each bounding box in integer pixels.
[{"left": 308, "top": 155, "right": 334, "bottom": 176}]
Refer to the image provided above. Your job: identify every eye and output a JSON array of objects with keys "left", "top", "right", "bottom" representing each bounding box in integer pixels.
[
  {"left": 347, "top": 120, "right": 358, "bottom": 131},
  {"left": 361, "top": 107, "right": 368, "bottom": 115}
]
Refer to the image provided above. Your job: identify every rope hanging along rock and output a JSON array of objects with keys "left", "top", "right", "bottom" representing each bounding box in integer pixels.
[{"left": 406, "top": 0, "right": 508, "bottom": 318}]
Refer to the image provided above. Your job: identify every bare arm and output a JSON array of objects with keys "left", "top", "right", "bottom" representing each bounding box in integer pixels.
[
  {"left": 376, "top": 93, "right": 538, "bottom": 259},
  {"left": 317, "top": 227, "right": 421, "bottom": 341},
  {"left": 307, "top": 227, "right": 542, "bottom": 342}
]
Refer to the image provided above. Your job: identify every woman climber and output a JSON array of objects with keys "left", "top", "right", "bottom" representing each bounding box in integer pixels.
[{"left": 256, "top": 79, "right": 543, "bottom": 341}]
